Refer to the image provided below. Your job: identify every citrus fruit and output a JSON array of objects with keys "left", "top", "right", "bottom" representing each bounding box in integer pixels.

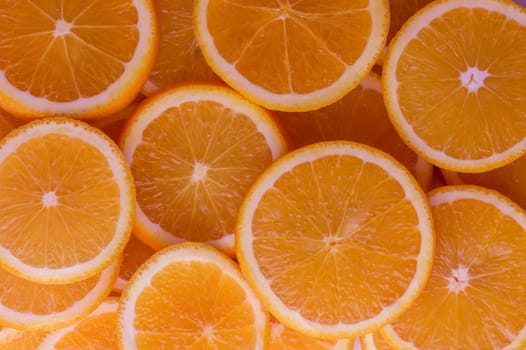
[
  {"left": 0, "top": 258, "right": 119, "bottom": 330},
  {"left": 194, "top": 0, "right": 389, "bottom": 111},
  {"left": 382, "top": 185, "right": 526, "bottom": 349},
  {"left": 383, "top": 0, "right": 526, "bottom": 172},
  {"left": 360, "top": 332, "right": 392, "bottom": 350},
  {"left": 0, "top": 118, "right": 135, "bottom": 284},
  {"left": 0, "top": 328, "right": 48, "bottom": 350},
  {"left": 387, "top": 0, "right": 434, "bottom": 44},
  {"left": 142, "top": 0, "right": 220, "bottom": 95},
  {"left": 237, "top": 141, "right": 435, "bottom": 339},
  {"left": 120, "top": 83, "right": 287, "bottom": 254},
  {"left": 90, "top": 102, "right": 139, "bottom": 142},
  {"left": 277, "top": 72, "right": 433, "bottom": 189},
  {"left": 0, "top": 0, "right": 158, "bottom": 119},
  {"left": 37, "top": 298, "right": 119, "bottom": 350},
  {"left": 118, "top": 242, "right": 269, "bottom": 349}
]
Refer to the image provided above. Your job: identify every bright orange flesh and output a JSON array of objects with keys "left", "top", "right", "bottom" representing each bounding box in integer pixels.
[
  {"left": 0, "top": 329, "right": 48, "bottom": 350},
  {"left": 383, "top": 186, "right": 526, "bottom": 349},
  {"left": 360, "top": 332, "right": 393, "bottom": 350},
  {"left": 388, "top": 0, "right": 434, "bottom": 43},
  {"left": 113, "top": 234, "right": 156, "bottom": 293}
]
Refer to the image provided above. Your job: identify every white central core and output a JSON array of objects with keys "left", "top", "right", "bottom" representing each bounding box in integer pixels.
[
  {"left": 202, "top": 325, "right": 214, "bottom": 338},
  {"left": 54, "top": 19, "right": 72, "bottom": 36},
  {"left": 42, "top": 191, "right": 58, "bottom": 207},
  {"left": 447, "top": 266, "right": 470, "bottom": 293},
  {"left": 191, "top": 162, "right": 209, "bottom": 182},
  {"left": 459, "top": 67, "right": 489, "bottom": 93}
]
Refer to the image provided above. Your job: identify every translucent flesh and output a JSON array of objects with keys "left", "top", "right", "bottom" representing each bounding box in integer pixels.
[
  {"left": 252, "top": 155, "right": 421, "bottom": 325},
  {"left": 0, "top": 330, "right": 48, "bottom": 350},
  {"left": 388, "top": 0, "right": 434, "bottom": 43},
  {"left": 133, "top": 261, "right": 258, "bottom": 348},
  {"left": 54, "top": 311, "right": 118, "bottom": 349},
  {"left": 0, "top": 134, "right": 120, "bottom": 268},
  {"left": 206, "top": 0, "right": 372, "bottom": 94},
  {"left": 0, "top": 0, "right": 139, "bottom": 101},
  {"left": 119, "top": 234, "right": 155, "bottom": 282},
  {"left": 395, "top": 7, "right": 526, "bottom": 160}
]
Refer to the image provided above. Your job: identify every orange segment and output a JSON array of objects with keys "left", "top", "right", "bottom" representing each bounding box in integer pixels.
[
  {"left": 117, "top": 243, "right": 269, "bottom": 349},
  {"left": 37, "top": 298, "right": 119, "bottom": 350},
  {"left": 382, "top": 185, "right": 526, "bottom": 349},
  {"left": 0, "top": 0, "right": 158, "bottom": 119},
  {"left": 383, "top": 0, "right": 526, "bottom": 172},
  {"left": 360, "top": 332, "right": 393, "bottom": 350},
  {"left": 237, "top": 141, "right": 435, "bottom": 339},
  {"left": 142, "top": 0, "right": 220, "bottom": 95},
  {"left": 194, "top": 0, "right": 389, "bottom": 111},
  {"left": 90, "top": 102, "right": 140, "bottom": 142},
  {"left": 277, "top": 72, "right": 433, "bottom": 189},
  {"left": 0, "top": 328, "right": 48, "bottom": 350},
  {"left": 387, "top": 0, "right": 434, "bottom": 43},
  {"left": 0, "top": 118, "right": 135, "bottom": 284},
  {"left": 120, "top": 83, "right": 287, "bottom": 254},
  {"left": 0, "top": 258, "right": 119, "bottom": 330}
]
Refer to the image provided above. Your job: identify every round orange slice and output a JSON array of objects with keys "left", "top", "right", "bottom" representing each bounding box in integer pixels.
[
  {"left": 383, "top": 0, "right": 526, "bottom": 172},
  {"left": 0, "top": 118, "right": 135, "bottom": 284},
  {"left": 236, "top": 141, "right": 435, "bottom": 339},
  {"left": 387, "top": 0, "right": 434, "bottom": 44},
  {"left": 0, "top": 328, "right": 48, "bottom": 350},
  {"left": 117, "top": 242, "right": 269, "bottom": 349},
  {"left": 120, "top": 83, "right": 287, "bottom": 255},
  {"left": 194, "top": 0, "right": 389, "bottom": 111},
  {"left": 0, "top": 0, "right": 158, "bottom": 119},
  {"left": 37, "top": 298, "right": 119, "bottom": 350},
  {"left": 277, "top": 72, "right": 433, "bottom": 190},
  {"left": 0, "top": 258, "right": 119, "bottom": 330},
  {"left": 360, "top": 332, "right": 393, "bottom": 350},
  {"left": 382, "top": 185, "right": 526, "bottom": 349}
]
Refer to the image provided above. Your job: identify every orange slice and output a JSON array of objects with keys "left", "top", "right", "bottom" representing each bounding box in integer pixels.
[
  {"left": 360, "top": 332, "right": 393, "bottom": 350},
  {"left": 277, "top": 72, "right": 433, "bottom": 190},
  {"left": 387, "top": 0, "right": 434, "bottom": 44},
  {"left": 194, "top": 0, "right": 389, "bottom": 111},
  {"left": 90, "top": 102, "right": 140, "bottom": 142},
  {"left": 113, "top": 233, "right": 156, "bottom": 293},
  {"left": 0, "top": 328, "right": 48, "bottom": 350},
  {"left": 382, "top": 185, "right": 526, "bottom": 349},
  {"left": 0, "top": 110, "right": 15, "bottom": 139},
  {"left": 118, "top": 242, "right": 269, "bottom": 349},
  {"left": 0, "top": 0, "right": 158, "bottom": 119},
  {"left": 0, "top": 118, "right": 135, "bottom": 284},
  {"left": 383, "top": 0, "right": 526, "bottom": 172},
  {"left": 0, "top": 258, "right": 119, "bottom": 330},
  {"left": 441, "top": 154, "right": 526, "bottom": 209},
  {"left": 120, "top": 83, "right": 287, "bottom": 254},
  {"left": 237, "top": 141, "right": 435, "bottom": 339},
  {"left": 142, "top": 0, "right": 220, "bottom": 95},
  {"left": 269, "top": 316, "right": 355, "bottom": 349},
  {"left": 37, "top": 298, "right": 119, "bottom": 350}
]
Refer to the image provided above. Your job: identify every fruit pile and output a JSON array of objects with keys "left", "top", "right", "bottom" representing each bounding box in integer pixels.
[{"left": 0, "top": 0, "right": 525, "bottom": 349}]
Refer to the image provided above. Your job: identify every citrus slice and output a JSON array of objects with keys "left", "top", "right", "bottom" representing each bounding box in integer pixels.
[
  {"left": 277, "top": 72, "right": 433, "bottom": 189},
  {"left": 37, "top": 298, "right": 119, "bottom": 350},
  {"left": 0, "top": 118, "right": 135, "bottom": 284},
  {"left": 269, "top": 316, "right": 354, "bottom": 349},
  {"left": 118, "top": 242, "right": 269, "bottom": 349},
  {"left": 0, "top": 258, "right": 119, "bottom": 330},
  {"left": 0, "top": 328, "right": 48, "bottom": 350},
  {"left": 90, "top": 102, "right": 140, "bottom": 142},
  {"left": 112, "top": 234, "right": 156, "bottom": 293},
  {"left": 382, "top": 185, "right": 526, "bottom": 349},
  {"left": 236, "top": 141, "right": 435, "bottom": 339},
  {"left": 360, "top": 332, "right": 393, "bottom": 350},
  {"left": 387, "top": 0, "right": 434, "bottom": 44},
  {"left": 142, "top": 0, "right": 220, "bottom": 95},
  {"left": 0, "top": 110, "right": 15, "bottom": 139},
  {"left": 194, "top": 0, "right": 389, "bottom": 111},
  {"left": 120, "top": 83, "right": 287, "bottom": 254},
  {"left": 441, "top": 154, "right": 526, "bottom": 209},
  {"left": 0, "top": 0, "right": 158, "bottom": 119},
  {"left": 383, "top": 0, "right": 526, "bottom": 172}
]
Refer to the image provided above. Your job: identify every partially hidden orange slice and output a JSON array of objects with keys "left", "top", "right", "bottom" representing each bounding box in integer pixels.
[
  {"left": 0, "top": 328, "right": 48, "bottom": 350},
  {"left": 120, "top": 83, "right": 287, "bottom": 255},
  {"left": 382, "top": 185, "right": 526, "bottom": 349},
  {"left": 237, "top": 141, "right": 435, "bottom": 339},
  {"left": 0, "top": 0, "right": 158, "bottom": 119},
  {"left": 360, "top": 332, "right": 393, "bottom": 350},
  {"left": 383, "top": 0, "right": 526, "bottom": 172},
  {"left": 118, "top": 243, "right": 269, "bottom": 349},
  {"left": 0, "top": 118, "right": 135, "bottom": 284},
  {"left": 0, "top": 258, "right": 119, "bottom": 330},
  {"left": 194, "top": 0, "right": 389, "bottom": 111}
]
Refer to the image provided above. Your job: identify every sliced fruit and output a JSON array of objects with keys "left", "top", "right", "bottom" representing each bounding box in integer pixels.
[
  {"left": 37, "top": 298, "right": 119, "bottom": 350},
  {"left": 360, "top": 332, "right": 393, "bottom": 350},
  {"left": 0, "top": 110, "right": 15, "bottom": 139},
  {"left": 120, "top": 83, "right": 287, "bottom": 254},
  {"left": 0, "top": 0, "right": 158, "bottom": 119},
  {"left": 118, "top": 242, "right": 269, "bottom": 349},
  {"left": 90, "top": 102, "right": 140, "bottom": 142},
  {"left": 383, "top": 0, "right": 526, "bottom": 172},
  {"left": 0, "top": 328, "right": 48, "bottom": 350},
  {"left": 277, "top": 72, "right": 433, "bottom": 189},
  {"left": 382, "top": 185, "right": 526, "bottom": 349},
  {"left": 387, "top": 0, "right": 434, "bottom": 44},
  {"left": 237, "top": 141, "right": 435, "bottom": 339},
  {"left": 0, "top": 118, "right": 135, "bottom": 284},
  {"left": 0, "top": 258, "right": 119, "bottom": 330},
  {"left": 142, "top": 0, "right": 220, "bottom": 95},
  {"left": 194, "top": 0, "right": 389, "bottom": 111},
  {"left": 112, "top": 233, "right": 156, "bottom": 293}
]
